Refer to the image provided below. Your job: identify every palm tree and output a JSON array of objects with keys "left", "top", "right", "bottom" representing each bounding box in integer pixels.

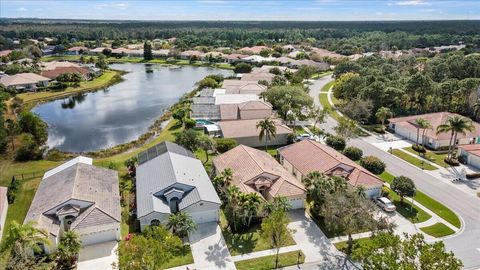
[
  {"left": 57, "top": 230, "right": 82, "bottom": 268},
  {"left": 212, "top": 168, "right": 233, "bottom": 200},
  {"left": 375, "top": 107, "right": 392, "bottom": 130},
  {"left": 238, "top": 193, "right": 262, "bottom": 228},
  {"left": 436, "top": 115, "right": 476, "bottom": 161},
  {"left": 354, "top": 186, "right": 367, "bottom": 199},
  {"left": 418, "top": 119, "right": 432, "bottom": 147},
  {"left": 225, "top": 186, "right": 241, "bottom": 232},
  {"left": 257, "top": 117, "right": 277, "bottom": 151},
  {"left": 264, "top": 196, "right": 291, "bottom": 214},
  {"left": 166, "top": 212, "right": 197, "bottom": 239},
  {"left": 1, "top": 221, "right": 50, "bottom": 267}
]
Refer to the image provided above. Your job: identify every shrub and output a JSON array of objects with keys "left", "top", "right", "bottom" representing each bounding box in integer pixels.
[
  {"left": 234, "top": 63, "right": 252, "bottom": 73},
  {"left": 444, "top": 158, "right": 460, "bottom": 166},
  {"left": 215, "top": 138, "right": 237, "bottom": 153},
  {"left": 325, "top": 135, "right": 346, "bottom": 151},
  {"left": 381, "top": 186, "right": 390, "bottom": 198},
  {"left": 7, "top": 176, "right": 20, "bottom": 204},
  {"left": 184, "top": 118, "right": 196, "bottom": 129},
  {"left": 360, "top": 156, "right": 386, "bottom": 174},
  {"left": 412, "top": 144, "right": 426, "bottom": 153},
  {"left": 373, "top": 126, "right": 385, "bottom": 134},
  {"left": 343, "top": 146, "right": 363, "bottom": 161},
  {"left": 466, "top": 172, "right": 480, "bottom": 179},
  {"left": 391, "top": 176, "right": 415, "bottom": 201}
]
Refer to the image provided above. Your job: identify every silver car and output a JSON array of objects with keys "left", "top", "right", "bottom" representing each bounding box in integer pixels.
[{"left": 375, "top": 197, "right": 396, "bottom": 213}]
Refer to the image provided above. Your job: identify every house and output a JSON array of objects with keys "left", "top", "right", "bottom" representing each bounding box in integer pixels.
[
  {"left": 66, "top": 46, "right": 89, "bottom": 55},
  {"left": 39, "top": 61, "right": 81, "bottom": 71},
  {"left": 0, "top": 50, "right": 12, "bottom": 57},
  {"left": 458, "top": 144, "right": 480, "bottom": 170},
  {"left": 310, "top": 47, "right": 346, "bottom": 59},
  {"left": 152, "top": 49, "right": 170, "bottom": 58},
  {"left": 0, "top": 187, "right": 8, "bottom": 239},
  {"left": 89, "top": 47, "right": 107, "bottom": 54},
  {"left": 218, "top": 118, "right": 293, "bottom": 147},
  {"left": 41, "top": 66, "right": 91, "bottom": 80},
  {"left": 388, "top": 112, "right": 480, "bottom": 149},
  {"left": 238, "top": 46, "right": 269, "bottom": 55},
  {"left": 213, "top": 145, "right": 306, "bottom": 209},
  {"left": 224, "top": 53, "right": 248, "bottom": 63},
  {"left": 221, "top": 79, "right": 267, "bottom": 95},
  {"left": 220, "top": 100, "right": 273, "bottom": 121},
  {"left": 136, "top": 142, "right": 221, "bottom": 230},
  {"left": 241, "top": 72, "right": 275, "bottom": 84},
  {"left": 278, "top": 140, "right": 384, "bottom": 198},
  {"left": 0, "top": 73, "right": 51, "bottom": 91},
  {"left": 24, "top": 157, "right": 121, "bottom": 252},
  {"left": 179, "top": 50, "right": 204, "bottom": 60},
  {"left": 241, "top": 55, "right": 276, "bottom": 64}
]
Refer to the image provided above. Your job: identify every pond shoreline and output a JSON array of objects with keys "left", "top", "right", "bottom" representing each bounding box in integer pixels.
[{"left": 31, "top": 63, "right": 228, "bottom": 158}]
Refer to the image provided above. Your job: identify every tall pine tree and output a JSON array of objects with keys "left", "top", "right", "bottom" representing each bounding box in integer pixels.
[{"left": 143, "top": 41, "right": 153, "bottom": 61}]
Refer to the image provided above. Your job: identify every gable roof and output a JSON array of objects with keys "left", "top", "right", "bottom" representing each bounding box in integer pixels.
[
  {"left": 24, "top": 159, "right": 120, "bottom": 236},
  {"left": 458, "top": 144, "right": 480, "bottom": 158},
  {"left": 213, "top": 145, "right": 305, "bottom": 199},
  {"left": 136, "top": 142, "right": 221, "bottom": 218},
  {"left": 278, "top": 140, "right": 383, "bottom": 188},
  {"left": 389, "top": 112, "right": 480, "bottom": 141},
  {"left": 238, "top": 100, "right": 272, "bottom": 111},
  {"left": 40, "top": 66, "right": 89, "bottom": 79}
]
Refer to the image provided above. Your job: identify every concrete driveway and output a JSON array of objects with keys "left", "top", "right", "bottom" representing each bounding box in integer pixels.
[
  {"left": 188, "top": 222, "right": 236, "bottom": 270},
  {"left": 77, "top": 241, "right": 118, "bottom": 270},
  {"left": 288, "top": 210, "right": 358, "bottom": 268}
]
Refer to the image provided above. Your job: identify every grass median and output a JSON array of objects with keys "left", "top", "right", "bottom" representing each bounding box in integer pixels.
[
  {"left": 235, "top": 250, "right": 305, "bottom": 270},
  {"left": 403, "top": 146, "right": 449, "bottom": 168},
  {"left": 420, "top": 222, "right": 455, "bottom": 237},
  {"left": 391, "top": 149, "right": 437, "bottom": 170}
]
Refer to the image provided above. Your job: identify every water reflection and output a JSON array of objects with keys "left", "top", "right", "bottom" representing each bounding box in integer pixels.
[{"left": 33, "top": 63, "right": 232, "bottom": 152}]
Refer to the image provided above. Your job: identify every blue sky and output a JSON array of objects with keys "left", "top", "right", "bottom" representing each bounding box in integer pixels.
[{"left": 1, "top": 0, "right": 479, "bottom": 21}]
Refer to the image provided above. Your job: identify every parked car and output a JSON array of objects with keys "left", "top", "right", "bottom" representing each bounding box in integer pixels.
[
  {"left": 375, "top": 197, "right": 396, "bottom": 212},
  {"left": 294, "top": 133, "right": 313, "bottom": 142}
]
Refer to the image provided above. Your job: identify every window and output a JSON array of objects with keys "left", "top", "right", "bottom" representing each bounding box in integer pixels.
[
  {"left": 169, "top": 197, "right": 179, "bottom": 213},
  {"left": 151, "top": 219, "right": 160, "bottom": 226}
]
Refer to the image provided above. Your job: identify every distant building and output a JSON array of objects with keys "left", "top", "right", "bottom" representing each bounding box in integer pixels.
[
  {"left": 0, "top": 73, "right": 51, "bottom": 91},
  {"left": 66, "top": 46, "right": 89, "bottom": 55},
  {"left": 41, "top": 66, "right": 91, "bottom": 80}
]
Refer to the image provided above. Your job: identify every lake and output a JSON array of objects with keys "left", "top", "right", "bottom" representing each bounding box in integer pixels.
[{"left": 32, "top": 63, "right": 232, "bottom": 152}]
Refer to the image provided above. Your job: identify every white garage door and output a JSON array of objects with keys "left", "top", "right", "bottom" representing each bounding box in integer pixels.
[
  {"left": 80, "top": 228, "right": 118, "bottom": 246},
  {"left": 469, "top": 155, "right": 480, "bottom": 170},
  {"left": 289, "top": 198, "right": 305, "bottom": 209},
  {"left": 189, "top": 209, "right": 219, "bottom": 224}
]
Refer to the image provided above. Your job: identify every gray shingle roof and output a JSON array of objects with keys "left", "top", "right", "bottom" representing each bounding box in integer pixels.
[
  {"left": 136, "top": 142, "right": 221, "bottom": 218},
  {"left": 24, "top": 162, "right": 120, "bottom": 237}
]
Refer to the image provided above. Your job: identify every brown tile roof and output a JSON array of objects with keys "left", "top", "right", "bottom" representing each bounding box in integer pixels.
[
  {"left": 458, "top": 144, "right": 480, "bottom": 158},
  {"left": 241, "top": 73, "right": 275, "bottom": 83},
  {"left": 68, "top": 46, "right": 88, "bottom": 52},
  {"left": 278, "top": 140, "right": 383, "bottom": 188},
  {"left": 219, "top": 118, "right": 292, "bottom": 138},
  {"left": 238, "top": 46, "right": 269, "bottom": 54},
  {"left": 219, "top": 104, "right": 239, "bottom": 120},
  {"left": 40, "top": 66, "right": 90, "bottom": 79},
  {"left": 213, "top": 145, "right": 306, "bottom": 199},
  {"left": 239, "top": 100, "right": 272, "bottom": 111},
  {"left": 389, "top": 112, "right": 480, "bottom": 141}
]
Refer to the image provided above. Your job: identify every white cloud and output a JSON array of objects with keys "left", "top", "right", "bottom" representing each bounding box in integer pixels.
[
  {"left": 390, "top": 0, "right": 430, "bottom": 6},
  {"left": 94, "top": 3, "right": 128, "bottom": 9},
  {"left": 16, "top": 7, "right": 27, "bottom": 12}
]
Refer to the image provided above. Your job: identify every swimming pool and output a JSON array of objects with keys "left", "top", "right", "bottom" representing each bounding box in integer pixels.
[{"left": 195, "top": 119, "right": 215, "bottom": 126}]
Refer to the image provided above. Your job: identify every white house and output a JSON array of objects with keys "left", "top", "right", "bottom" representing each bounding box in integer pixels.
[
  {"left": 388, "top": 112, "right": 480, "bottom": 150},
  {"left": 458, "top": 144, "right": 480, "bottom": 170},
  {"left": 0, "top": 73, "right": 50, "bottom": 91},
  {"left": 24, "top": 157, "right": 121, "bottom": 253},
  {"left": 136, "top": 142, "right": 221, "bottom": 231}
]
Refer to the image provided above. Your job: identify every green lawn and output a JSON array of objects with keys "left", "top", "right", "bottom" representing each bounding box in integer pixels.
[
  {"left": 386, "top": 187, "right": 431, "bottom": 223},
  {"left": 321, "top": 80, "right": 334, "bottom": 92},
  {"left": 420, "top": 223, "right": 455, "bottom": 238},
  {"left": 333, "top": 237, "right": 373, "bottom": 253},
  {"left": 319, "top": 93, "right": 342, "bottom": 121},
  {"left": 403, "top": 147, "right": 449, "bottom": 168},
  {"left": 378, "top": 171, "right": 461, "bottom": 229},
  {"left": 235, "top": 250, "right": 305, "bottom": 270},
  {"left": 161, "top": 246, "right": 194, "bottom": 269},
  {"left": 414, "top": 191, "right": 461, "bottom": 228},
  {"left": 220, "top": 212, "right": 296, "bottom": 256},
  {"left": 391, "top": 149, "right": 437, "bottom": 170}
]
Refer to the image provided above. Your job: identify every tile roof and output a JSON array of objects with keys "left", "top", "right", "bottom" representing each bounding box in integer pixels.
[
  {"left": 213, "top": 145, "right": 306, "bottom": 199},
  {"left": 278, "top": 140, "right": 383, "bottom": 188},
  {"left": 389, "top": 112, "right": 480, "bottom": 141},
  {"left": 241, "top": 72, "right": 275, "bottom": 83},
  {"left": 40, "top": 66, "right": 90, "bottom": 79},
  {"left": 238, "top": 46, "right": 269, "bottom": 54},
  {"left": 24, "top": 161, "right": 120, "bottom": 237},
  {"left": 0, "top": 73, "right": 50, "bottom": 87},
  {"left": 219, "top": 118, "right": 292, "bottom": 138},
  {"left": 458, "top": 144, "right": 480, "bottom": 158}
]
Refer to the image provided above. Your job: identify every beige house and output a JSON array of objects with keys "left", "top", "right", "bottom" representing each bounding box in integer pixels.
[
  {"left": 213, "top": 145, "right": 306, "bottom": 209},
  {"left": 278, "top": 140, "right": 384, "bottom": 198},
  {"left": 219, "top": 100, "right": 272, "bottom": 121},
  {"left": 24, "top": 157, "right": 121, "bottom": 253},
  {"left": 388, "top": 112, "right": 480, "bottom": 150},
  {"left": 458, "top": 144, "right": 480, "bottom": 170},
  {"left": 218, "top": 118, "right": 292, "bottom": 147},
  {"left": 0, "top": 73, "right": 50, "bottom": 91},
  {"left": 241, "top": 72, "right": 275, "bottom": 84},
  {"left": 221, "top": 79, "right": 267, "bottom": 95}
]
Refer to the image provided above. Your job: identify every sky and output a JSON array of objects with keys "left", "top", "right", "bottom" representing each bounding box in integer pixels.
[{"left": 0, "top": 0, "right": 479, "bottom": 21}]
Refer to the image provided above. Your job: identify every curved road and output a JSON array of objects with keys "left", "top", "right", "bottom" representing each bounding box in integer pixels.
[{"left": 310, "top": 75, "right": 480, "bottom": 269}]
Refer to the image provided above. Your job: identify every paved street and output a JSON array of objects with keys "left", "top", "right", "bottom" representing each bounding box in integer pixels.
[
  {"left": 310, "top": 76, "right": 480, "bottom": 269},
  {"left": 188, "top": 222, "right": 236, "bottom": 270}
]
